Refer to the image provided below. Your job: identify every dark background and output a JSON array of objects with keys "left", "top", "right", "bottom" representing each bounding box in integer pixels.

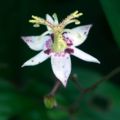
[{"left": 0, "top": 0, "right": 120, "bottom": 120}]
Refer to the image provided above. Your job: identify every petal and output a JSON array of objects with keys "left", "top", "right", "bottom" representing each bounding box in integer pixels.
[
  {"left": 52, "top": 13, "right": 59, "bottom": 25},
  {"left": 46, "top": 14, "right": 54, "bottom": 24},
  {"left": 51, "top": 53, "right": 71, "bottom": 87},
  {"left": 46, "top": 14, "right": 54, "bottom": 30},
  {"left": 64, "top": 24, "right": 92, "bottom": 46},
  {"left": 72, "top": 47, "right": 100, "bottom": 64},
  {"left": 72, "top": 24, "right": 92, "bottom": 35},
  {"left": 72, "top": 24, "right": 92, "bottom": 45},
  {"left": 21, "top": 31, "right": 51, "bottom": 51},
  {"left": 22, "top": 51, "right": 50, "bottom": 67},
  {"left": 46, "top": 14, "right": 59, "bottom": 30}
]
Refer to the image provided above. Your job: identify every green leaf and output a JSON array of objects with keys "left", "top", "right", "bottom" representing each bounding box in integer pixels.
[
  {"left": 47, "top": 109, "right": 68, "bottom": 120},
  {"left": 100, "top": 0, "right": 120, "bottom": 47}
]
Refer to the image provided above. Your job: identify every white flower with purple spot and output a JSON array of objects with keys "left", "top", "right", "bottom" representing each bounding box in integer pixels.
[{"left": 21, "top": 11, "right": 100, "bottom": 87}]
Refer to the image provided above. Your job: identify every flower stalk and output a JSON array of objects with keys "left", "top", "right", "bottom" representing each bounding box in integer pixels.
[{"left": 49, "top": 80, "right": 62, "bottom": 96}]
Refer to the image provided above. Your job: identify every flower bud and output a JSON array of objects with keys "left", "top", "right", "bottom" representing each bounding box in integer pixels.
[{"left": 44, "top": 95, "right": 57, "bottom": 109}]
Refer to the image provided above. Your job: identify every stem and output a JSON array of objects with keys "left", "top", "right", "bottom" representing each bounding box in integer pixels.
[
  {"left": 70, "top": 73, "right": 83, "bottom": 92},
  {"left": 69, "top": 67, "right": 120, "bottom": 110},
  {"left": 49, "top": 80, "right": 61, "bottom": 96},
  {"left": 84, "top": 67, "right": 120, "bottom": 93}
]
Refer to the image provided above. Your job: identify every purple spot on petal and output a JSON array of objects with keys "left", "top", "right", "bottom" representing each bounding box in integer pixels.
[
  {"left": 44, "top": 49, "right": 51, "bottom": 55},
  {"left": 65, "top": 48, "right": 74, "bottom": 54},
  {"left": 45, "top": 39, "right": 52, "bottom": 49},
  {"left": 66, "top": 40, "right": 73, "bottom": 46},
  {"left": 24, "top": 37, "right": 32, "bottom": 43},
  {"left": 62, "top": 32, "right": 67, "bottom": 35},
  {"left": 51, "top": 34, "right": 54, "bottom": 42},
  {"left": 63, "top": 34, "right": 73, "bottom": 46},
  {"left": 84, "top": 32, "right": 87, "bottom": 35},
  {"left": 54, "top": 52, "right": 66, "bottom": 57},
  {"left": 61, "top": 52, "right": 66, "bottom": 57}
]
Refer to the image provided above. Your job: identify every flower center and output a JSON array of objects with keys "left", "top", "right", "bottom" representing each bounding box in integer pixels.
[{"left": 51, "top": 32, "right": 67, "bottom": 53}]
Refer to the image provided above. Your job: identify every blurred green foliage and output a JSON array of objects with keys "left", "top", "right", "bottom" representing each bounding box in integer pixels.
[
  {"left": 0, "top": 68, "right": 120, "bottom": 120},
  {"left": 0, "top": 0, "right": 120, "bottom": 120},
  {"left": 100, "top": 0, "right": 120, "bottom": 47}
]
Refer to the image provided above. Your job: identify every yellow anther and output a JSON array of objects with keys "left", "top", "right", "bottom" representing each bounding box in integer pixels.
[
  {"left": 31, "top": 15, "right": 40, "bottom": 20},
  {"left": 33, "top": 24, "right": 40, "bottom": 28},
  {"left": 29, "top": 15, "right": 53, "bottom": 29},
  {"left": 60, "top": 10, "right": 83, "bottom": 28},
  {"left": 72, "top": 11, "right": 83, "bottom": 18},
  {"left": 29, "top": 20, "right": 34, "bottom": 23},
  {"left": 69, "top": 19, "right": 80, "bottom": 25},
  {"left": 75, "top": 20, "right": 80, "bottom": 25}
]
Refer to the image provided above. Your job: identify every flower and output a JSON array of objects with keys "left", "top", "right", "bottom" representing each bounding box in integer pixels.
[{"left": 21, "top": 11, "right": 100, "bottom": 87}]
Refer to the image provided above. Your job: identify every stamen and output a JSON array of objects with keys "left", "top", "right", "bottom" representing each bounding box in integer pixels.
[
  {"left": 29, "top": 11, "right": 83, "bottom": 53},
  {"left": 60, "top": 11, "right": 83, "bottom": 28},
  {"left": 29, "top": 15, "right": 54, "bottom": 29},
  {"left": 66, "top": 19, "right": 80, "bottom": 25}
]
